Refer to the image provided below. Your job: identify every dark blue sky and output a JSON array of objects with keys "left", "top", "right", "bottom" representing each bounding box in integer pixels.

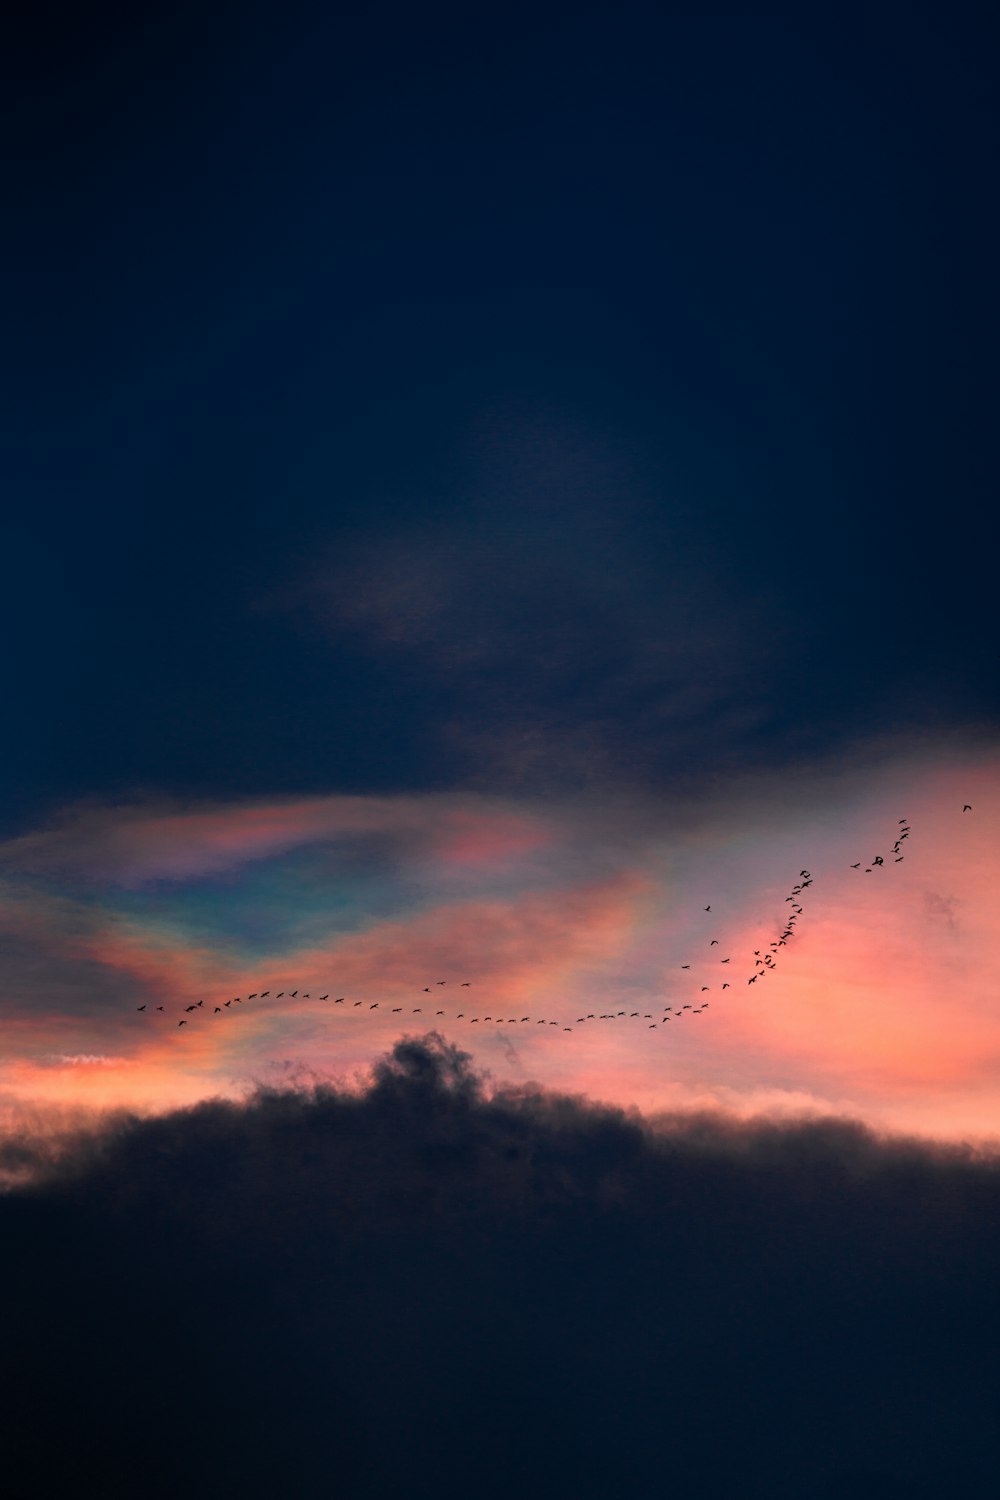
[{"left": 5, "top": 1, "right": 997, "bottom": 834}]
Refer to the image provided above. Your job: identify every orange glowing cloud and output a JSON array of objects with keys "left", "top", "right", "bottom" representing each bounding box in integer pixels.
[{"left": 0, "top": 743, "right": 997, "bottom": 1143}]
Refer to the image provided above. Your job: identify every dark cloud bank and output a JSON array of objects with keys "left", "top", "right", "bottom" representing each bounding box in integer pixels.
[{"left": 5, "top": 1038, "right": 999, "bottom": 1500}]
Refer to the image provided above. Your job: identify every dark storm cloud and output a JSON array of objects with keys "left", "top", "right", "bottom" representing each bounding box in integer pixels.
[{"left": 5, "top": 1035, "right": 998, "bottom": 1499}]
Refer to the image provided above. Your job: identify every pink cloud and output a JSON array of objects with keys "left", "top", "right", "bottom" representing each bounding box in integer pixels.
[
  {"left": 1, "top": 744, "right": 997, "bottom": 1143},
  {"left": 0, "top": 794, "right": 557, "bottom": 886}
]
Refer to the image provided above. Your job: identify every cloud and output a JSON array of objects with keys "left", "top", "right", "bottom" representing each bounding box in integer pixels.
[
  {"left": 1, "top": 747, "right": 998, "bottom": 1141},
  {"left": 300, "top": 460, "right": 795, "bottom": 793},
  {"left": 36, "top": 1054, "right": 132, "bottom": 1069},
  {"left": 3, "top": 1036, "right": 999, "bottom": 1498},
  {"left": 0, "top": 793, "right": 554, "bottom": 887}
]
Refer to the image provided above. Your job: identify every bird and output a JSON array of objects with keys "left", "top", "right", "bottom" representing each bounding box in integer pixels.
[
  {"left": 705, "top": 906, "right": 711, "bottom": 912},
  {"left": 276, "top": 993, "right": 284, "bottom": 998},
  {"left": 370, "top": 1003, "right": 378, "bottom": 1009},
  {"left": 334, "top": 998, "right": 344, "bottom": 1004},
  {"left": 895, "top": 856, "right": 904, "bottom": 862},
  {"left": 437, "top": 981, "right": 446, "bottom": 985},
  {"left": 156, "top": 1006, "right": 164, "bottom": 1011},
  {"left": 414, "top": 1008, "right": 422, "bottom": 1014},
  {"left": 721, "top": 957, "right": 730, "bottom": 964},
  {"left": 321, "top": 995, "right": 329, "bottom": 1001},
  {"left": 354, "top": 1001, "right": 363, "bottom": 1007},
  {"left": 964, "top": 804, "right": 972, "bottom": 811},
  {"left": 436, "top": 1010, "right": 444, "bottom": 1015},
  {"left": 701, "top": 987, "right": 709, "bottom": 992},
  {"left": 850, "top": 863, "right": 860, "bottom": 868},
  {"left": 136, "top": 1005, "right": 146, "bottom": 1012},
  {"left": 681, "top": 964, "right": 690, "bottom": 970},
  {"left": 422, "top": 988, "right": 431, "bottom": 993},
  {"left": 722, "top": 983, "right": 729, "bottom": 990},
  {"left": 710, "top": 939, "right": 719, "bottom": 945},
  {"left": 392, "top": 1007, "right": 402, "bottom": 1013},
  {"left": 249, "top": 993, "right": 257, "bottom": 999},
  {"left": 214, "top": 1007, "right": 221, "bottom": 1013},
  {"left": 290, "top": 991, "right": 298, "bottom": 998},
  {"left": 178, "top": 1020, "right": 187, "bottom": 1027}
]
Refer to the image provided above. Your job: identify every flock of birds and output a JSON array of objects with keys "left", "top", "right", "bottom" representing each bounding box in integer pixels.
[{"left": 132, "top": 806, "right": 974, "bottom": 1039}]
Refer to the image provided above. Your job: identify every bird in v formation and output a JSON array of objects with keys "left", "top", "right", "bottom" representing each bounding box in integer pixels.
[{"left": 133, "top": 804, "right": 975, "bottom": 1030}]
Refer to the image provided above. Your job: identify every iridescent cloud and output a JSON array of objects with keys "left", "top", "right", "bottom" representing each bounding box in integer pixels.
[{"left": 1, "top": 743, "right": 997, "bottom": 1141}]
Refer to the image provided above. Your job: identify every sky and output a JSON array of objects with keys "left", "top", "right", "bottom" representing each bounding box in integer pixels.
[
  {"left": 4, "top": 5, "right": 1000, "bottom": 1496},
  {"left": 3, "top": 0, "right": 999, "bottom": 1152}
]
